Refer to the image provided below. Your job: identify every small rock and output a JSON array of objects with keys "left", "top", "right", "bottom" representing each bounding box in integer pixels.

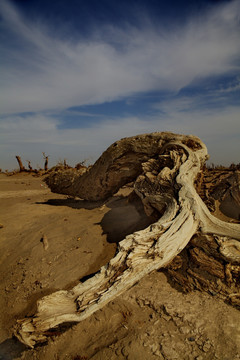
[
  {"left": 41, "top": 234, "right": 49, "bottom": 250},
  {"left": 162, "top": 314, "right": 171, "bottom": 321},
  {"left": 161, "top": 344, "right": 179, "bottom": 359},
  {"left": 0, "top": 224, "right": 3, "bottom": 228},
  {"left": 136, "top": 298, "right": 144, "bottom": 307},
  {"left": 196, "top": 339, "right": 203, "bottom": 346},
  {"left": 179, "top": 326, "right": 190, "bottom": 335},
  {"left": 150, "top": 344, "right": 158, "bottom": 353},
  {"left": 163, "top": 304, "right": 173, "bottom": 314},
  {"left": 202, "top": 340, "right": 211, "bottom": 352},
  {"left": 188, "top": 336, "right": 195, "bottom": 342}
]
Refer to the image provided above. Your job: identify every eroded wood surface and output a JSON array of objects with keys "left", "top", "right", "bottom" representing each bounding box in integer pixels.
[{"left": 13, "top": 132, "right": 240, "bottom": 348}]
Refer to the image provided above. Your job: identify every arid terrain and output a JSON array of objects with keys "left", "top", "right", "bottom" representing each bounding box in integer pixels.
[{"left": 0, "top": 171, "right": 240, "bottom": 360}]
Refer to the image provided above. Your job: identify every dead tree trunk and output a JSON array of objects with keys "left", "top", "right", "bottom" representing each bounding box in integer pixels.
[
  {"left": 14, "top": 132, "right": 240, "bottom": 348},
  {"left": 15, "top": 156, "right": 25, "bottom": 172},
  {"left": 43, "top": 152, "right": 49, "bottom": 171},
  {"left": 27, "top": 160, "right": 32, "bottom": 171},
  {"left": 166, "top": 168, "right": 240, "bottom": 305}
]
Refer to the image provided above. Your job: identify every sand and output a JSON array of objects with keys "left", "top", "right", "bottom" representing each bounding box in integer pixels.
[{"left": 0, "top": 173, "right": 239, "bottom": 360}]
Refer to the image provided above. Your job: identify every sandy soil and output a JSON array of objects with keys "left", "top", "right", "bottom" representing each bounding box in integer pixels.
[{"left": 0, "top": 173, "right": 239, "bottom": 360}]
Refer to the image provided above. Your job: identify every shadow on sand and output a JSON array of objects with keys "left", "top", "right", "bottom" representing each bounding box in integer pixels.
[
  {"left": 0, "top": 337, "right": 26, "bottom": 360},
  {"left": 37, "top": 192, "right": 156, "bottom": 244}
]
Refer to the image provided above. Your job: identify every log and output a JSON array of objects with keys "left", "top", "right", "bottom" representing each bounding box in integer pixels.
[{"left": 14, "top": 132, "right": 240, "bottom": 348}]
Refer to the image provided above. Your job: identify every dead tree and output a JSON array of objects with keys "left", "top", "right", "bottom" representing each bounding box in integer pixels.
[
  {"left": 14, "top": 132, "right": 240, "bottom": 348},
  {"left": 15, "top": 156, "right": 25, "bottom": 172},
  {"left": 42, "top": 152, "right": 49, "bottom": 171},
  {"left": 27, "top": 160, "right": 32, "bottom": 171}
]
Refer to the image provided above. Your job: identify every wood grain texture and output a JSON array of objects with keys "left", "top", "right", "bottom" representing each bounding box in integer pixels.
[{"left": 14, "top": 132, "right": 240, "bottom": 348}]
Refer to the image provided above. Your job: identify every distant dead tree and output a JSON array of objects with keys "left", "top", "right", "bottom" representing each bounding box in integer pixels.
[
  {"left": 15, "top": 156, "right": 25, "bottom": 172},
  {"left": 75, "top": 160, "right": 87, "bottom": 170},
  {"left": 42, "top": 152, "right": 49, "bottom": 171},
  {"left": 27, "top": 160, "right": 32, "bottom": 171}
]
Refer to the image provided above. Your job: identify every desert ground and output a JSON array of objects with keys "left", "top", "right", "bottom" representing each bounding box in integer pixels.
[{"left": 0, "top": 172, "right": 240, "bottom": 360}]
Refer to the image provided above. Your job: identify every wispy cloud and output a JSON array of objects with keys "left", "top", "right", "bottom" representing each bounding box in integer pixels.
[
  {"left": 218, "top": 76, "right": 240, "bottom": 93},
  {"left": 0, "top": 0, "right": 240, "bottom": 114},
  {"left": 1, "top": 102, "right": 239, "bottom": 170},
  {"left": 0, "top": 113, "right": 149, "bottom": 169},
  {"left": 0, "top": 0, "right": 240, "bottom": 170}
]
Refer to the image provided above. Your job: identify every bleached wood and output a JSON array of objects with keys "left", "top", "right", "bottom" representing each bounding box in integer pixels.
[{"left": 14, "top": 132, "right": 240, "bottom": 348}]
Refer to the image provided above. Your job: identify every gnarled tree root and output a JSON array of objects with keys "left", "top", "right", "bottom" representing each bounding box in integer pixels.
[{"left": 13, "top": 132, "right": 240, "bottom": 348}]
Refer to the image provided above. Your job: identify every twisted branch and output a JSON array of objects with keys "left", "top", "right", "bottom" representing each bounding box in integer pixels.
[{"left": 14, "top": 132, "right": 240, "bottom": 348}]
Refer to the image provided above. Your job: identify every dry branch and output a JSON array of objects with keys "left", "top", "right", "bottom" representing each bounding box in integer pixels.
[
  {"left": 15, "top": 156, "right": 26, "bottom": 172},
  {"left": 14, "top": 132, "right": 240, "bottom": 348},
  {"left": 27, "top": 160, "right": 32, "bottom": 171}
]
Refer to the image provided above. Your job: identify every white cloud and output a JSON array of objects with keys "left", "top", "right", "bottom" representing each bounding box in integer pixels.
[
  {"left": 0, "top": 0, "right": 240, "bottom": 170},
  {"left": 218, "top": 77, "right": 240, "bottom": 93},
  {"left": 1, "top": 102, "right": 239, "bottom": 170},
  {"left": 0, "top": 113, "right": 150, "bottom": 170},
  {"left": 0, "top": 0, "right": 240, "bottom": 114}
]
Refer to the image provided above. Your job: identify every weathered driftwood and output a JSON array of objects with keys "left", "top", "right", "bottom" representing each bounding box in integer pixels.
[{"left": 14, "top": 132, "right": 240, "bottom": 348}]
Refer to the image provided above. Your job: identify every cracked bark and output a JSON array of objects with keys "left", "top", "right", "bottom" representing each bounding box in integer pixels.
[{"left": 13, "top": 132, "right": 240, "bottom": 348}]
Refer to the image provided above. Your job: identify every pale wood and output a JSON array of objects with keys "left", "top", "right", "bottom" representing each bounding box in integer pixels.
[{"left": 14, "top": 132, "right": 240, "bottom": 348}]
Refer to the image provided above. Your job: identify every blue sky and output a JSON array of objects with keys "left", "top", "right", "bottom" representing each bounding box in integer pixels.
[{"left": 0, "top": 0, "right": 239, "bottom": 170}]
